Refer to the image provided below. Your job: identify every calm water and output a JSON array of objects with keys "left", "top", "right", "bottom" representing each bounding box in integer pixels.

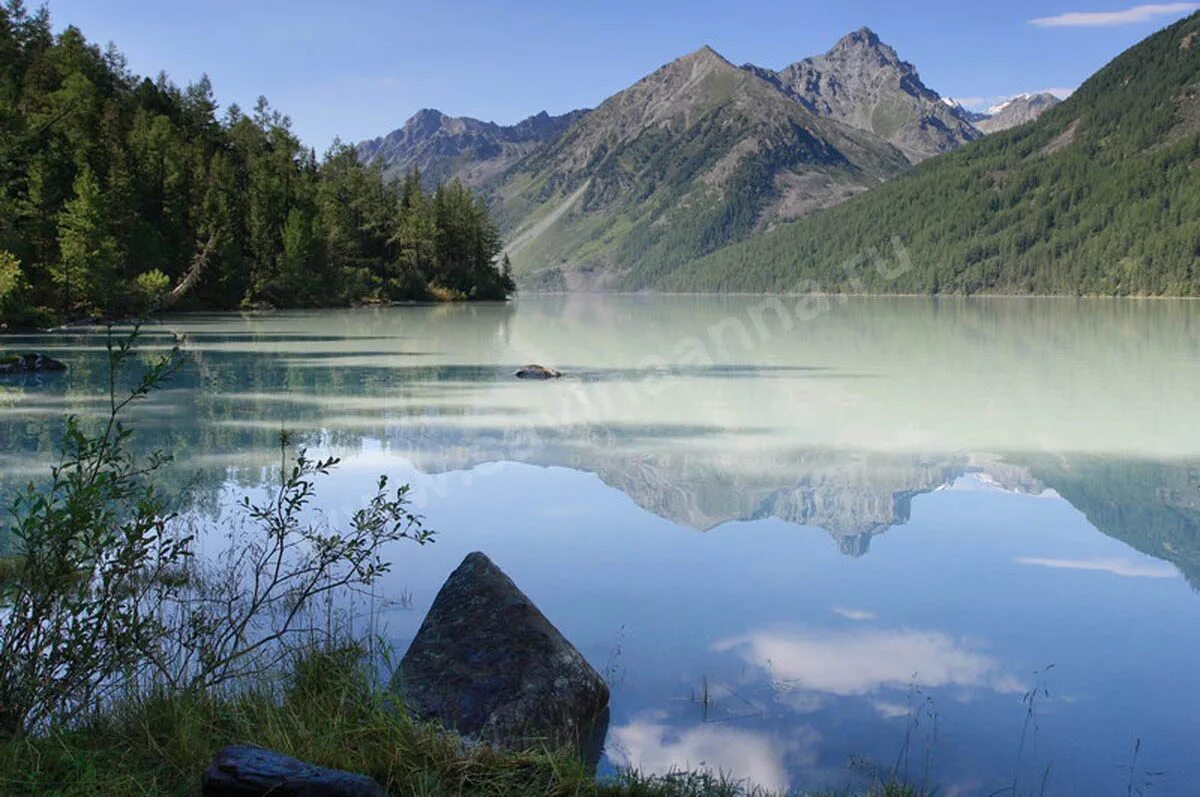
[{"left": 3, "top": 295, "right": 1200, "bottom": 795}]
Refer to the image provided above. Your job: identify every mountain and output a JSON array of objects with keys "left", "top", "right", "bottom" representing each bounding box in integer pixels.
[
  {"left": 665, "top": 12, "right": 1200, "bottom": 295},
  {"left": 751, "top": 27, "right": 982, "bottom": 162},
  {"left": 355, "top": 107, "right": 588, "bottom": 187},
  {"left": 495, "top": 45, "right": 911, "bottom": 289},
  {"left": 358, "top": 30, "right": 980, "bottom": 289},
  {"left": 975, "top": 92, "right": 1062, "bottom": 133}
]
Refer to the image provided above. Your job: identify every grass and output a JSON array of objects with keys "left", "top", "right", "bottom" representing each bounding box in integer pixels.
[{"left": 0, "top": 646, "right": 922, "bottom": 797}]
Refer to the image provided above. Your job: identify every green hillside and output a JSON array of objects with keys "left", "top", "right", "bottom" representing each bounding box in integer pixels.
[{"left": 664, "top": 13, "right": 1200, "bottom": 295}]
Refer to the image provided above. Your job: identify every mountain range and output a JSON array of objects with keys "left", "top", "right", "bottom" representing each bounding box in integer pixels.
[
  {"left": 358, "top": 15, "right": 1197, "bottom": 294},
  {"left": 355, "top": 107, "right": 588, "bottom": 187},
  {"left": 973, "top": 92, "right": 1062, "bottom": 134}
]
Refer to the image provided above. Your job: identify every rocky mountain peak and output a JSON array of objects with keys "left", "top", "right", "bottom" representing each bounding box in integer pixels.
[
  {"left": 828, "top": 26, "right": 900, "bottom": 64},
  {"left": 403, "top": 107, "right": 451, "bottom": 136},
  {"left": 660, "top": 44, "right": 735, "bottom": 78},
  {"left": 975, "top": 91, "right": 1062, "bottom": 133},
  {"left": 763, "top": 28, "right": 980, "bottom": 162},
  {"left": 683, "top": 44, "right": 725, "bottom": 60},
  {"left": 808, "top": 29, "right": 928, "bottom": 101}
]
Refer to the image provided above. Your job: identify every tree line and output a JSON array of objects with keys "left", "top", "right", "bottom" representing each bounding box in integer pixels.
[{"left": 0, "top": 2, "right": 513, "bottom": 328}]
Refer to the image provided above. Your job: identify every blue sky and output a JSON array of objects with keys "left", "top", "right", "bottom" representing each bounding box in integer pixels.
[{"left": 42, "top": 1, "right": 1200, "bottom": 150}]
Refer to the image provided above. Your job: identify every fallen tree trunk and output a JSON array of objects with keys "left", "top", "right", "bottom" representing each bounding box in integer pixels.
[{"left": 164, "top": 230, "right": 218, "bottom": 308}]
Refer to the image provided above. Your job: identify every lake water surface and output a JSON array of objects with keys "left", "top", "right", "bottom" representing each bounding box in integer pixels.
[{"left": 2, "top": 295, "right": 1199, "bottom": 795}]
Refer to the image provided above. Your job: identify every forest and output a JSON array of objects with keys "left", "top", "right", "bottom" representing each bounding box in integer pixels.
[{"left": 0, "top": 2, "right": 513, "bottom": 329}]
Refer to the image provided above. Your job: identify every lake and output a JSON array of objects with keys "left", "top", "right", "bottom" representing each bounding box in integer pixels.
[{"left": 2, "top": 295, "right": 1199, "bottom": 795}]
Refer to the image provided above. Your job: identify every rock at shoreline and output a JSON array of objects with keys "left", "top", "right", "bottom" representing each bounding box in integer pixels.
[
  {"left": 0, "top": 353, "right": 66, "bottom": 376},
  {"left": 201, "top": 745, "right": 385, "bottom": 797},
  {"left": 395, "top": 552, "right": 609, "bottom": 750},
  {"left": 514, "top": 364, "right": 562, "bottom": 379}
]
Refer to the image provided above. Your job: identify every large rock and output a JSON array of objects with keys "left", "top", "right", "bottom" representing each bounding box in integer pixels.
[
  {"left": 201, "top": 745, "right": 385, "bottom": 797},
  {"left": 0, "top": 353, "right": 66, "bottom": 376},
  {"left": 395, "top": 552, "right": 609, "bottom": 750}
]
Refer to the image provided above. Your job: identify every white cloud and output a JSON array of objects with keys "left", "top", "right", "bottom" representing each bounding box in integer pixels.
[
  {"left": 1016, "top": 556, "right": 1178, "bottom": 578},
  {"left": 832, "top": 607, "right": 875, "bottom": 621},
  {"left": 606, "top": 716, "right": 818, "bottom": 793},
  {"left": 1030, "top": 3, "right": 1199, "bottom": 27},
  {"left": 713, "top": 627, "right": 1021, "bottom": 697}
]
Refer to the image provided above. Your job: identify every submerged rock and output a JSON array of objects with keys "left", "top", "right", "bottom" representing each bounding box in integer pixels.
[
  {"left": 201, "top": 745, "right": 385, "bottom": 797},
  {"left": 0, "top": 353, "right": 66, "bottom": 376},
  {"left": 514, "top": 364, "right": 562, "bottom": 379},
  {"left": 395, "top": 551, "right": 609, "bottom": 750}
]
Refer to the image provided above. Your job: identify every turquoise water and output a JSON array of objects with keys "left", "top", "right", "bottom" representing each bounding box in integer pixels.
[{"left": 2, "top": 296, "right": 1199, "bottom": 795}]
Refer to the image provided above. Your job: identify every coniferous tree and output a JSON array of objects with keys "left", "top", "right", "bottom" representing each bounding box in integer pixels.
[{"left": 55, "top": 165, "right": 118, "bottom": 314}]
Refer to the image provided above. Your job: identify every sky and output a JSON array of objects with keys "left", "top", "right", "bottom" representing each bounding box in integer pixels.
[{"left": 40, "top": 1, "right": 1200, "bottom": 150}]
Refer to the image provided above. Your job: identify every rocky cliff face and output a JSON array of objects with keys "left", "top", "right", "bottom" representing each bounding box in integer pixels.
[
  {"left": 757, "top": 27, "right": 983, "bottom": 163},
  {"left": 974, "top": 92, "right": 1062, "bottom": 133}
]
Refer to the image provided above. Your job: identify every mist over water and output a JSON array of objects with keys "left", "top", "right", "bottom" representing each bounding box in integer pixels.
[{"left": 2, "top": 295, "right": 1199, "bottom": 795}]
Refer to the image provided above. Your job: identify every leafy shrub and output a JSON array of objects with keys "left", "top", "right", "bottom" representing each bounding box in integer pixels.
[
  {"left": 0, "top": 329, "right": 433, "bottom": 738},
  {"left": 133, "top": 269, "right": 172, "bottom": 311},
  {"left": 0, "top": 251, "right": 50, "bottom": 330}
]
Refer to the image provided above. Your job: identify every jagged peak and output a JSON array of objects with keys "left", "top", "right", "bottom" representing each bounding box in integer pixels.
[
  {"left": 401, "top": 107, "right": 453, "bottom": 135},
  {"left": 841, "top": 26, "right": 882, "bottom": 45},
  {"left": 406, "top": 107, "right": 448, "bottom": 124},
  {"left": 831, "top": 26, "right": 885, "bottom": 50},
  {"left": 507, "top": 108, "right": 589, "bottom": 138},
  {"left": 824, "top": 26, "right": 903, "bottom": 65}
]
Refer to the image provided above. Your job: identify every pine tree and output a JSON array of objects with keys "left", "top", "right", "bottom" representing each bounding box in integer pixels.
[
  {"left": 56, "top": 165, "right": 119, "bottom": 314},
  {"left": 276, "top": 205, "right": 323, "bottom": 304},
  {"left": 388, "top": 169, "right": 438, "bottom": 299}
]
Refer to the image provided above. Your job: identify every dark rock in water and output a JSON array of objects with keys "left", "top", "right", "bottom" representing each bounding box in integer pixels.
[
  {"left": 396, "top": 551, "right": 609, "bottom": 750},
  {"left": 201, "top": 745, "right": 385, "bottom": 797},
  {"left": 514, "top": 364, "right": 562, "bottom": 379},
  {"left": 0, "top": 353, "right": 66, "bottom": 376}
]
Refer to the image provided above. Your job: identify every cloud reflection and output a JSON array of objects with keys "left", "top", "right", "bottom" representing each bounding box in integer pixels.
[
  {"left": 714, "top": 627, "right": 1021, "bottom": 696},
  {"left": 1015, "top": 556, "right": 1178, "bottom": 579},
  {"left": 607, "top": 713, "right": 817, "bottom": 793},
  {"left": 872, "top": 700, "right": 911, "bottom": 719}
]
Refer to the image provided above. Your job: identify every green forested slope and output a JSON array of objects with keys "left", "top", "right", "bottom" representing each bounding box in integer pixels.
[
  {"left": 0, "top": 4, "right": 511, "bottom": 328},
  {"left": 665, "top": 13, "right": 1200, "bottom": 295}
]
